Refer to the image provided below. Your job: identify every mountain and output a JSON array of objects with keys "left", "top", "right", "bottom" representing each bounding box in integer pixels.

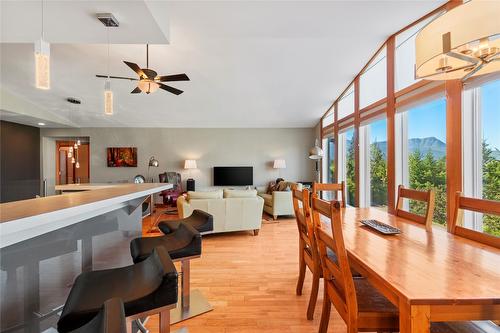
[
  {"left": 348, "top": 136, "right": 499, "bottom": 161},
  {"left": 371, "top": 137, "right": 446, "bottom": 159}
]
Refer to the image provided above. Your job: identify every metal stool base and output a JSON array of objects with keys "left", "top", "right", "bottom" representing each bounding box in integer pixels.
[{"left": 170, "top": 289, "right": 212, "bottom": 324}]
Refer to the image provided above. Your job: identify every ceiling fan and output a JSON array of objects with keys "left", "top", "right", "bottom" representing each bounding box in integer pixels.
[{"left": 96, "top": 44, "right": 189, "bottom": 95}]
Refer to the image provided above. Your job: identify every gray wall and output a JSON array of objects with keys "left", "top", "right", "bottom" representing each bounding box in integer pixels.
[{"left": 41, "top": 127, "right": 316, "bottom": 192}]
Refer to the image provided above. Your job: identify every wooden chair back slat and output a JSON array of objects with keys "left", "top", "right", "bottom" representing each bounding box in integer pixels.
[
  {"left": 395, "top": 184, "right": 435, "bottom": 230},
  {"left": 312, "top": 196, "right": 358, "bottom": 327},
  {"left": 292, "top": 188, "right": 320, "bottom": 267},
  {"left": 451, "top": 192, "right": 500, "bottom": 249},
  {"left": 312, "top": 182, "right": 346, "bottom": 207},
  {"left": 459, "top": 196, "right": 500, "bottom": 216},
  {"left": 396, "top": 210, "right": 426, "bottom": 225}
]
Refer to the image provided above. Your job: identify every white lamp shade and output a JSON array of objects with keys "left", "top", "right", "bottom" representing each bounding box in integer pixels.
[
  {"left": 138, "top": 80, "right": 159, "bottom": 94},
  {"left": 184, "top": 159, "right": 197, "bottom": 169},
  {"left": 416, "top": 0, "right": 500, "bottom": 80},
  {"left": 273, "top": 159, "right": 286, "bottom": 169}
]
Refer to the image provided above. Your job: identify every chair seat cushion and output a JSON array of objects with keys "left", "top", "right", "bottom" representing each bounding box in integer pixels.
[
  {"left": 131, "top": 223, "right": 201, "bottom": 263},
  {"left": 158, "top": 209, "right": 214, "bottom": 234},
  {"left": 431, "top": 321, "right": 494, "bottom": 333},
  {"left": 352, "top": 279, "right": 398, "bottom": 315},
  {"left": 58, "top": 248, "right": 177, "bottom": 333}
]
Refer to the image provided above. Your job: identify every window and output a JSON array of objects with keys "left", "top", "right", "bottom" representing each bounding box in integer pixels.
[
  {"left": 322, "top": 111, "right": 334, "bottom": 128},
  {"left": 322, "top": 137, "right": 336, "bottom": 183},
  {"left": 462, "top": 78, "right": 500, "bottom": 237},
  {"left": 395, "top": 12, "right": 443, "bottom": 91},
  {"left": 369, "top": 118, "right": 388, "bottom": 207},
  {"left": 397, "top": 97, "right": 447, "bottom": 225},
  {"left": 360, "top": 47, "right": 387, "bottom": 108},
  {"left": 338, "top": 128, "right": 355, "bottom": 206},
  {"left": 337, "top": 85, "right": 355, "bottom": 120}
]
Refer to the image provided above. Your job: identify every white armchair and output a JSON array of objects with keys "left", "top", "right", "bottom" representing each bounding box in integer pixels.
[{"left": 257, "top": 182, "right": 302, "bottom": 220}]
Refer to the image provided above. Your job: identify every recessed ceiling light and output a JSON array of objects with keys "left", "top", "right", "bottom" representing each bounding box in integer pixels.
[{"left": 38, "top": 122, "right": 46, "bottom": 126}]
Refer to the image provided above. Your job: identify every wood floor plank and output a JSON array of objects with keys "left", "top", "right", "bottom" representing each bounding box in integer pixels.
[{"left": 143, "top": 211, "right": 348, "bottom": 332}]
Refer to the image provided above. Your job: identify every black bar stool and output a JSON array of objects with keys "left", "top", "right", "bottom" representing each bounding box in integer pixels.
[
  {"left": 57, "top": 247, "right": 178, "bottom": 333},
  {"left": 68, "top": 298, "right": 126, "bottom": 333},
  {"left": 157, "top": 209, "right": 213, "bottom": 234},
  {"left": 130, "top": 220, "right": 212, "bottom": 324}
]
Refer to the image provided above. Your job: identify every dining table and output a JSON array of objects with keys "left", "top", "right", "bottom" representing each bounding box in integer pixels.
[{"left": 321, "top": 207, "right": 500, "bottom": 333}]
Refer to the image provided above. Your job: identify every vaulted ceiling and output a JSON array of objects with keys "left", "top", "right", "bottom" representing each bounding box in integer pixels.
[{"left": 0, "top": 1, "right": 445, "bottom": 128}]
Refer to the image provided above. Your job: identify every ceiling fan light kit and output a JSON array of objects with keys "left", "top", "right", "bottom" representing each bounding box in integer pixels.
[
  {"left": 96, "top": 44, "right": 190, "bottom": 96},
  {"left": 415, "top": 0, "right": 500, "bottom": 81}
]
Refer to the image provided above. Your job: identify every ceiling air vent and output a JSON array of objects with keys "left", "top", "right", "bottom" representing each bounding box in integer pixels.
[
  {"left": 96, "top": 13, "right": 119, "bottom": 27},
  {"left": 67, "top": 97, "right": 81, "bottom": 105}
]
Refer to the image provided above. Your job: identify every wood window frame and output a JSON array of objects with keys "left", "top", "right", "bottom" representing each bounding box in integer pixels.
[{"left": 319, "top": 0, "right": 468, "bottom": 223}]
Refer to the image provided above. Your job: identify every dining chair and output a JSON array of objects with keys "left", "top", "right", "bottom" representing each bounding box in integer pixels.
[
  {"left": 395, "top": 185, "right": 435, "bottom": 231},
  {"left": 311, "top": 196, "right": 399, "bottom": 333},
  {"left": 292, "top": 188, "right": 321, "bottom": 320},
  {"left": 312, "top": 181, "right": 346, "bottom": 207},
  {"left": 450, "top": 191, "right": 500, "bottom": 249}
]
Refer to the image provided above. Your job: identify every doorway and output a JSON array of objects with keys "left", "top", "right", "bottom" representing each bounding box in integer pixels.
[{"left": 56, "top": 140, "right": 90, "bottom": 184}]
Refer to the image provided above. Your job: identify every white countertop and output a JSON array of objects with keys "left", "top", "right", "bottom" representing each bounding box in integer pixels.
[
  {"left": 55, "top": 183, "right": 121, "bottom": 191},
  {"left": 0, "top": 183, "right": 172, "bottom": 248}
]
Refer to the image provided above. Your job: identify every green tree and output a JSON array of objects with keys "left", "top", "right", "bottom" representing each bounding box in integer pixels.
[
  {"left": 409, "top": 149, "right": 447, "bottom": 225},
  {"left": 370, "top": 142, "right": 387, "bottom": 206},
  {"left": 482, "top": 141, "right": 500, "bottom": 236},
  {"left": 346, "top": 139, "right": 356, "bottom": 205}
]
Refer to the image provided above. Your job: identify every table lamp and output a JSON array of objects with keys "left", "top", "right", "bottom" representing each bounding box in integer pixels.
[
  {"left": 273, "top": 159, "right": 286, "bottom": 178},
  {"left": 184, "top": 159, "right": 197, "bottom": 191}
]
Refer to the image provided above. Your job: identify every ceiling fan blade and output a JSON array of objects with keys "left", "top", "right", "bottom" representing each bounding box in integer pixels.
[
  {"left": 158, "top": 83, "right": 183, "bottom": 95},
  {"left": 157, "top": 73, "right": 190, "bottom": 82},
  {"left": 131, "top": 87, "right": 142, "bottom": 94},
  {"left": 96, "top": 75, "right": 138, "bottom": 81},
  {"left": 123, "top": 61, "right": 146, "bottom": 78}
]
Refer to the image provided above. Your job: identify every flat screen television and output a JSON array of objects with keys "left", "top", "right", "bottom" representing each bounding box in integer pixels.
[{"left": 213, "top": 166, "right": 253, "bottom": 186}]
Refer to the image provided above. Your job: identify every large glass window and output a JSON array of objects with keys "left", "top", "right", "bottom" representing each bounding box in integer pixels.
[
  {"left": 322, "top": 137, "right": 336, "bottom": 184},
  {"left": 322, "top": 111, "right": 334, "bottom": 128},
  {"left": 395, "top": 13, "right": 442, "bottom": 91},
  {"left": 463, "top": 79, "right": 500, "bottom": 237},
  {"left": 360, "top": 47, "right": 387, "bottom": 108},
  {"left": 338, "top": 128, "right": 356, "bottom": 206},
  {"left": 337, "top": 85, "right": 355, "bottom": 120},
  {"left": 398, "top": 97, "right": 447, "bottom": 226},
  {"left": 369, "top": 118, "right": 388, "bottom": 207}
]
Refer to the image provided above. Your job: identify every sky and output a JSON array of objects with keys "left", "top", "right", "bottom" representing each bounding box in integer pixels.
[
  {"left": 340, "top": 78, "right": 499, "bottom": 150},
  {"left": 482, "top": 79, "right": 500, "bottom": 150},
  {"left": 368, "top": 98, "right": 447, "bottom": 144}
]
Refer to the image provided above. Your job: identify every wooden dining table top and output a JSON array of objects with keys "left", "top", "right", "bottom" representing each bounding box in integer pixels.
[{"left": 322, "top": 207, "right": 500, "bottom": 306}]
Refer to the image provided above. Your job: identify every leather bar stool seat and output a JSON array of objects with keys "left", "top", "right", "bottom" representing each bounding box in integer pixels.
[
  {"left": 57, "top": 247, "right": 178, "bottom": 333},
  {"left": 130, "top": 222, "right": 201, "bottom": 264},
  {"left": 68, "top": 298, "right": 126, "bottom": 333},
  {"left": 158, "top": 209, "right": 213, "bottom": 234}
]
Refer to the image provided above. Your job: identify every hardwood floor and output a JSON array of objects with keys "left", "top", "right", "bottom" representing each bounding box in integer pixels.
[{"left": 143, "top": 209, "right": 347, "bottom": 333}]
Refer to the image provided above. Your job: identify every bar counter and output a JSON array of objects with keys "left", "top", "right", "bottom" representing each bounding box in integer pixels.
[
  {"left": 0, "top": 183, "right": 172, "bottom": 333},
  {"left": 0, "top": 183, "right": 172, "bottom": 248}
]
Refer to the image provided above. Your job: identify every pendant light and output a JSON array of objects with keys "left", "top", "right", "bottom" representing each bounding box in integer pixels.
[
  {"left": 415, "top": 0, "right": 500, "bottom": 81},
  {"left": 104, "top": 26, "right": 113, "bottom": 115},
  {"left": 35, "top": 0, "right": 50, "bottom": 89}
]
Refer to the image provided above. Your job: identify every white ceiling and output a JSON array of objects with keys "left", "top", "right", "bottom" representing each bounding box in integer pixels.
[{"left": 0, "top": 1, "right": 444, "bottom": 128}]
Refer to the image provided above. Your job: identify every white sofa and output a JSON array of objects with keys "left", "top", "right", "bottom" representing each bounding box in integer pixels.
[
  {"left": 176, "top": 189, "right": 264, "bottom": 235},
  {"left": 257, "top": 182, "right": 302, "bottom": 220}
]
